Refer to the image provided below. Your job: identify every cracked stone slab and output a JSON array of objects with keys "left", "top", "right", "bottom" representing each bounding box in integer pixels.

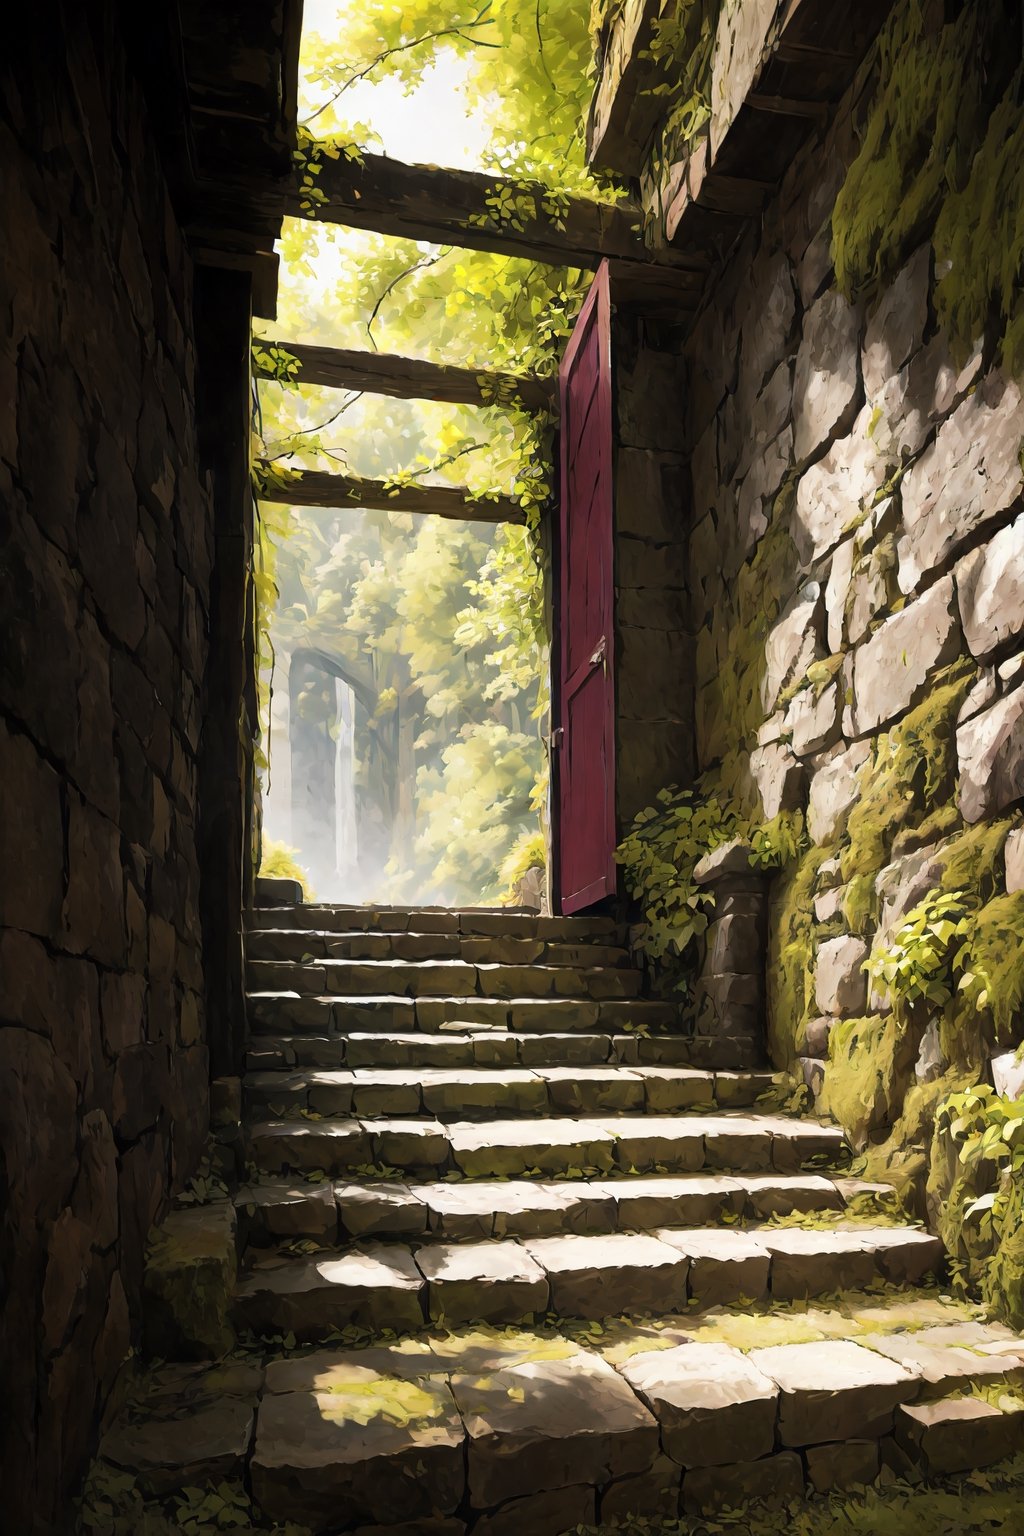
[
  {"left": 523, "top": 1233, "right": 689, "bottom": 1319},
  {"left": 860, "top": 1323, "right": 1024, "bottom": 1391},
  {"left": 248, "top": 1119, "right": 373, "bottom": 1174},
  {"left": 252, "top": 1364, "right": 465, "bottom": 1532},
  {"left": 420, "top": 1179, "right": 614, "bottom": 1242},
  {"left": 682, "top": 1451, "right": 805, "bottom": 1513},
  {"left": 620, "top": 1341, "right": 778, "bottom": 1467},
  {"left": 450, "top": 1352, "right": 659, "bottom": 1508},
  {"left": 415, "top": 1240, "right": 549, "bottom": 1325},
  {"left": 335, "top": 1182, "right": 429, "bottom": 1239},
  {"left": 749, "top": 1339, "right": 919, "bottom": 1444},
  {"left": 588, "top": 1174, "right": 745, "bottom": 1229}
]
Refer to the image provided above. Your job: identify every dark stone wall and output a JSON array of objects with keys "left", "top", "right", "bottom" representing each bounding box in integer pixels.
[{"left": 0, "top": 12, "right": 214, "bottom": 1529}]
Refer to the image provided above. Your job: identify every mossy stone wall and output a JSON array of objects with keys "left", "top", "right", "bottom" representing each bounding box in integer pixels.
[{"left": 679, "top": 0, "right": 1024, "bottom": 1276}]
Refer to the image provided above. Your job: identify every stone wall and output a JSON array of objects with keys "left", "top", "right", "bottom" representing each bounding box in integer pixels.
[
  {"left": 680, "top": 9, "right": 1024, "bottom": 1210},
  {"left": 0, "top": 13, "right": 214, "bottom": 1529}
]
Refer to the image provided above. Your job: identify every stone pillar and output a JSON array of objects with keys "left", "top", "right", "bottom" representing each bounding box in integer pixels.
[{"left": 692, "top": 840, "right": 770, "bottom": 1067}]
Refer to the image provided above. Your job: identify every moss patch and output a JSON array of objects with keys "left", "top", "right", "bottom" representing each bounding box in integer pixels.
[
  {"left": 767, "top": 843, "right": 828, "bottom": 1068},
  {"left": 818, "top": 1014, "right": 913, "bottom": 1153}
]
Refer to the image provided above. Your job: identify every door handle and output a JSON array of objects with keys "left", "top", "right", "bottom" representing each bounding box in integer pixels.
[{"left": 549, "top": 727, "right": 564, "bottom": 751}]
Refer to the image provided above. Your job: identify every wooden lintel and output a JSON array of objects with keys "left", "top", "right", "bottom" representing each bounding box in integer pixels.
[
  {"left": 283, "top": 146, "right": 708, "bottom": 276},
  {"left": 255, "top": 466, "right": 524, "bottom": 524},
  {"left": 254, "top": 341, "right": 556, "bottom": 413}
]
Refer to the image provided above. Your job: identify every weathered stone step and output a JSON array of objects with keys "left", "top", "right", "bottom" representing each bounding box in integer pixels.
[
  {"left": 246, "top": 1028, "right": 765, "bottom": 1074},
  {"left": 247, "top": 927, "right": 632, "bottom": 968},
  {"left": 250, "top": 904, "right": 628, "bottom": 944},
  {"left": 246, "top": 957, "right": 645, "bottom": 1001},
  {"left": 243, "top": 1064, "right": 778, "bottom": 1120},
  {"left": 236, "top": 1170, "right": 857, "bottom": 1248},
  {"left": 247, "top": 991, "right": 680, "bottom": 1037},
  {"left": 96, "top": 1300, "right": 1024, "bottom": 1533},
  {"left": 233, "top": 1224, "right": 943, "bottom": 1340},
  {"left": 246, "top": 1111, "right": 848, "bottom": 1180}
]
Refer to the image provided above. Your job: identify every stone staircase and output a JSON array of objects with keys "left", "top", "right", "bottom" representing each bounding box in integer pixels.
[{"left": 95, "top": 902, "right": 1024, "bottom": 1535}]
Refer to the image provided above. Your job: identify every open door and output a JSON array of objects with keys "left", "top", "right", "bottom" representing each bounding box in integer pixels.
[{"left": 555, "top": 261, "right": 616, "bottom": 914}]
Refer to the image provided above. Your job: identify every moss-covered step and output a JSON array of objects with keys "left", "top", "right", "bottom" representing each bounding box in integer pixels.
[
  {"left": 247, "top": 992, "right": 681, "bottom": 1036},
  {"left": 245, "top": 1112, "right": 848, "bottom": 1180},
  {"left": 245, "top": 957, "right": 645, "bottom": 1001},
  {"left": 249, "top": 904, "right": 628, "bottom": 943},
  {"left": 236, "top": 1171, "right": 850, "bottom": 1249},
  {"left": 242, "top": 1065, "right": 780, "bottom": 1121},
  {"left": 92, "top": 1299, "right": 1024, "bottom": 1531},
  {"left": 245, "top": 1029, "right": 765, "bottom": 1074},
  {"left": 247, "top": 927, "right": 633, "bottom": 968},
  {"left": 232, "top": 1225, "right": 942, "bottom": 1341}
]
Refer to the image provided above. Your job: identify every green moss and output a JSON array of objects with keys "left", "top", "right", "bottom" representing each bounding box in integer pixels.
[
  {"left": 857, "top": 1069, "right": 976, "bottom": 1216},
  {"left": 933, "top": 819, "right": 1018, "bottom": 1063},
  {"left": 935, "top": 67, "right": 1024, "bottom": 372},
  {"left": 818, "top": 1013, "right": 912, "bottom": 1151},
  {"left": 962, "top": 891, "right": 1024, "bottom": 1048},
  {"left": 832, "top": 0, "right": 1009, "bottom": 299},
  {"left": 987, "top": 1178, "right": 1024, "bottom": 1327},
  {"left": 767, "top": 843, "right": 827, "bottom": 1067}
]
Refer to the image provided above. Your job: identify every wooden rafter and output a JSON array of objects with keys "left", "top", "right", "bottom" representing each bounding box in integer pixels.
[
  {"left": 279, "top": 148, "right": 709, "bottom": 278},
  {"left": 255, "top": 466, "right": 524, "bottom": 524},
  {"left": 254, "top": 341, "right": 556, "bottom": 412}
]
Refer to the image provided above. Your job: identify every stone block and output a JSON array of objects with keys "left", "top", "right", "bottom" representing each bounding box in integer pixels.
[
  {"left": 621, "top": 1341, "right": 777, "bottom": 1467},
  {"left": 238, "top": 1181, "right": 339, "bottom": 1245},
  {"left": 808, "top": 742, "right": 870, "bottom": 843},
  {"left": 451, "top": 1352, "right": 658, "bottom": 1508},
  {"left": 599, "top": 1454, "right": 680, "bottom": 1522},
  {"left": 657, "top": 1229, "right": 770, "bottom": 1307},
  {"left": 142, "top": 1203, "right": 237, "bottom": 1360},
  {"left": 415, "top": 1240, "right": 549, "bottom": 1325},
  {"left": 795, "top": 410, "right": 886, "bottom": 563},
  {"left": 682, "top": 1452, "right": 804, "bottom": 1513},
  {"left": 337, "top": 1182, "right": 428, "bottom": 1239},
  {"left": 473, "top": 1485, "right": 595, "bottom": 1536},
  {"left": 815, "top": 935, "right": 869, "bottom": 1016},
  {"left": 850, "top": 576, "right": 962, "bottom": 736},
  {"left": 862, "top": 243, "right": 929, "bottom": 400},
  {"left": 793, "top": 288, "right": 861, "bottom": 465},
  {"left": 788, "top": 683, "right": 841, "bottom": 758},
  {"left": 706, "top": 914, "right": 764, "bottom": 976},
  {"left": 252, "top": 1367, "right": 465, "bottom": 1532},
  {"left": 805, "top": 1437, "right": 879, "bottom": 1493},
  {"left": 900, "top": 370, "right": 1024, "bottom": 589},
  {"left": 762, "top": 582, "right": 823, "bottom": 711},
  {"left": 957, "top": 681, "right": 1024, "bottom": 823},
  {"left": 895, "top": 1396, "right": 1024, "bottom": 1476},
  {"left": 100, "top": 1396, "right": 255, "bottom": 1496},
  {"left": 749, "top": 1340, "right": 918, "bottom": 1445},
  {"left": 0, "top": 720, "right": 64, "bottom": 938},
  {"left": 235, "top": 1246, "right": 425, "bottom": 1340},
  {"left": 524, "top": 1232, "right": 689, "bottom": 1318},
  {"left": 1006, "top": 827, "right": 1024, "bottom": 893},
  {"left": 750, "top": 740, "right": 806, "bottom": 816},
  {"left": 956, "top": 513, "right": 1024, "bottom": 660}
]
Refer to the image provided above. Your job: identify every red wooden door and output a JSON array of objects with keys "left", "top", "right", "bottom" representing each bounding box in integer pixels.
[{"left": 556, "top": 261, "right": 616, "bottom": 914}]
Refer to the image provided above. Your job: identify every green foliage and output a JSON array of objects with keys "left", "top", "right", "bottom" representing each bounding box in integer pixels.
[
  {"left": 498, "top": 827, "right": 546, "bottom": 903},
  {"left": 819, "top": 1013, "right": 909, "bottom": 1153},
  {"left": 258, "top": 838, "right": 315, "bottom": 899},
  {"left": 866, "top": 888, "right": 973, "bottom": 1017},
  {"left": 936, "top": 1085, "right": 1024, "bottom": 1325},
  {"left": 616, "top": 786, "right": 804, "bottom": 970},
  {"left": 832, "top": 0, "right": 1008, "bottom": 299}
]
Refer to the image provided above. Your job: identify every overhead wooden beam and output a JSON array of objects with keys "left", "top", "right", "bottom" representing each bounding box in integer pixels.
[
  {"left": 255, "top": 466, "right": 524, "bottom": 524},
  {"left": 282, "top": 146, "right": 708, "bottom": 278},
  {"left": 253, "top": 340, "right": 556, "bottom": 412}
]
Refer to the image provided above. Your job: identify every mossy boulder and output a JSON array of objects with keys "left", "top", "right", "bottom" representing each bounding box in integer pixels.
[{"left": 142, "top": 1202, "right": 238, "bottom": 1360}]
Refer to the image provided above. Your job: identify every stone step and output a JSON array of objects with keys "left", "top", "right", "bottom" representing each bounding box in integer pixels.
[
  {"left": 243, "top": 1065, "right": 779, "bottom": 1120},
  {"left": 250, "top": 905, "right": 629, "bottom": 944},
  {"left": 247, "top": 927, "right": 633, "bottom": 968},
  {"left": 233, "top": 1224, "right": 944, "bottom": 1340},
  {"left": 245, "top": 957, "right": 646, "bottom": 1001},
  {"left": 236, "top": 1170, "right": 857, "bottom": 1248},
  {"left": 246, "top": 992, "right": 682, "bottom": 1037},
  {"left": 245, "top": 1111, "right": 848, "bottom": 1180},
  {"left": 96, "top": 1299, "right": 1024, "bottom": 1533},
  {"left": 246, "top": 1028, "right": 766, "bottom": 1074}
]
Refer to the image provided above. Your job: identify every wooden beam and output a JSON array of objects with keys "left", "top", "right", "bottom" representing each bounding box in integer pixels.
[
  {"left": 283, "top": 146, "right": 708, "bottom": 277},
  {"left": 255, "top": 466, "right": 524, "bottom": 524},
  {"left": 254, "top": 341, "right": 556, "bottom": 412}
]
